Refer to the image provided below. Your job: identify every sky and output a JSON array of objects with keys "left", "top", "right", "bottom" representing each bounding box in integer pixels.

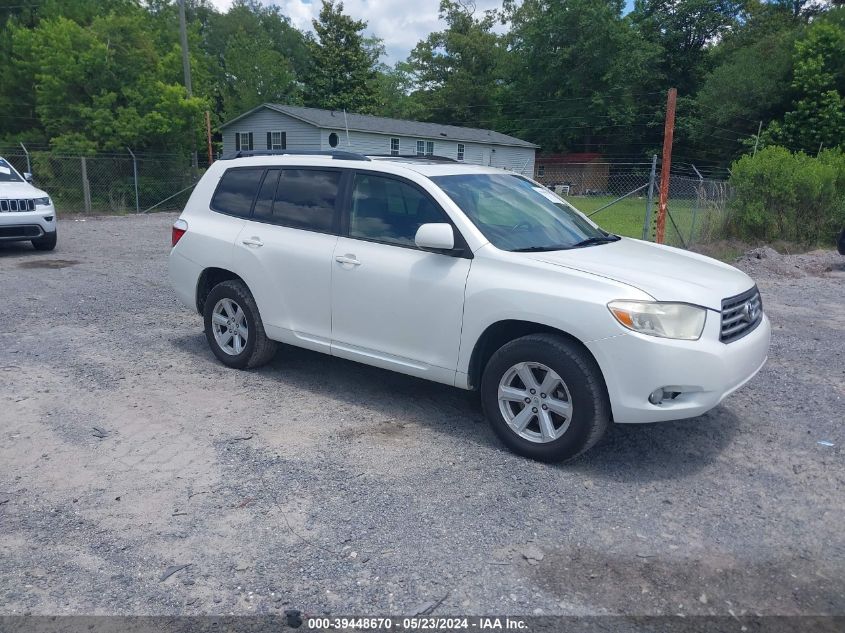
[{"left": 206, "top": 0, "right": 512, "bottom": 63}]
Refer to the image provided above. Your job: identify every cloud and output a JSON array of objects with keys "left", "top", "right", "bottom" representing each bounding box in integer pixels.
[{"left": 205, "top": 0, "right": 504, "bottom": 63}]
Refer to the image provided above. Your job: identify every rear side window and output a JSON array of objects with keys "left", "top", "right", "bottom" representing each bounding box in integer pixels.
[
  {"left": 265, "top": 169, "right": 341, "bottom": 232},
  {"left": 210, "top": 168, "right": 264, "bottom": 217}
]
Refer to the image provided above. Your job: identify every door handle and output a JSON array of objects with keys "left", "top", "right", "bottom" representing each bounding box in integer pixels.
[
  {"left": 335, "top": 254, "right": 361, "bottom": 266},
  {"left": 242, "top": 237, "right": 263, "bottom": 248}
]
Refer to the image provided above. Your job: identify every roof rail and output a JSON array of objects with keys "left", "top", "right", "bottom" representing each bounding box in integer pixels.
[
  {"left": 368, "top": 154, "right": 458, "bottom": 163},
  {"left": 220, "top": 149, "right": 370, "bottom": 161}
]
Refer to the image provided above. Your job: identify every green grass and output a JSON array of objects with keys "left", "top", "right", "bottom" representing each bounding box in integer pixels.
[{"left": 564, "top": 195, "right": 702, "bottom": 247}]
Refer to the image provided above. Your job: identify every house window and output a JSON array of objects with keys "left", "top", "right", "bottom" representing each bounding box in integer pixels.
[
  {"left": 235, "top": 131, "right": 253, "bottom": 152},
  {"left": 390, "top": 138, "right": 400, "bottom": 156},
  {"left": 457, "top": 143, "right": 465, "bottom": 162},
  {"left": 416, "top": 140, "right": 425, "bottom": 156},
  {"left": 538, "top": 165, "right": 545, "bottom": 177},
  {"left": 268, "top": 131, "right": 286, "bottom": 150},
  {"left": 426, "top": 141, "right": 434, "bottom": 156},
  {"left": 329, "top": 132, "right": 339, "bottom": 148}
]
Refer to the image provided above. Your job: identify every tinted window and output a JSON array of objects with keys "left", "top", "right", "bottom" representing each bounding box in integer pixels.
[
  {"left": 253, "top": 169, "right": 280, "bottom": 218},
  {"left": 266, "top": 169, "right": 340, "bottom": 232},
  {"left": 349, "top": 174, "right": 447, "bottom": 246},
  {"left": 211, "top": 168, "right": 264, "bottom": 217}
]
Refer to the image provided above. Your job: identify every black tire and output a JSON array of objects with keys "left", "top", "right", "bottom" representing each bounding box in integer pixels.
[
  {"left": 480, "top": 334, "right": 610, "bottom": 462},
  {"left": 203, "top": 280, "right": 277, "bottom": 369},
  {"left": 32, "top": 230, "right": 57, "bottom": 251}
]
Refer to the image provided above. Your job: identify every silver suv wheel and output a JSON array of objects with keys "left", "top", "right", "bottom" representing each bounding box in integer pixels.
[
  {"left": 497, "top": 361, "right": 573, "bottom": 443},
  {"left": 211, "top": 298, "right": 249, "bottom": 356}
]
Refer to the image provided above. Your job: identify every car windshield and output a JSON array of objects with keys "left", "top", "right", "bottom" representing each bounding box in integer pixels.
[
  {"left": 432, "top": 173, "right": 616, "bottom": 252},
  {"left": 0, "top": 159, "right": 23, "bottom": 183}
]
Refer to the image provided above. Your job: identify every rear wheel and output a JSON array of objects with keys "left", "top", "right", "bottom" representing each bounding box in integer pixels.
[
  {"left": 32, "top": 230, "right": 57, "bottom": 251},
  {"left": 203, "top": 280, "right": 276, "bottom": 369},
  {"left": 481, "top": 334, "right": 610, "bottom": 462}
]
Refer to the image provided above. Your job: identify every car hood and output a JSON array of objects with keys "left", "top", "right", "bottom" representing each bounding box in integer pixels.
[
  {"left": 528, "top": 237, "right": 755, "bottom": 311},
  {"left": 0, "top": 181, "right": 47, "bottom": 198}
]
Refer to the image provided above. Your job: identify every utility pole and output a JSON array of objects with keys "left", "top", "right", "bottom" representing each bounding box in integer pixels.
[
  {"left": 178, "top": 0, "right": 198, "bottom": 174},
  {"left": 753, "top": 120, "right": 762, "bottom": 157},
  {"left": 655, "top": 87, "right": 677, "bottom": 245},
  {"left": 205, "top": 111, "right": 214, "bottom": 166}
]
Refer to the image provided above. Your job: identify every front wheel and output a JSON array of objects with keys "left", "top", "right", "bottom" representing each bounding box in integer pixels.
[
  {"left": 480, "top": 334, "right": 610, "bottom": 462},
  {"left": 203, "top": 280, "right": 277, "bottom": 369},
  {"left": 32, "top": 230, "right": 57, "bottom": 251}
]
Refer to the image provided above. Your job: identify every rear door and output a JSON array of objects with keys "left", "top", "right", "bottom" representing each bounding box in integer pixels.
[
  {"left": 330, "top": 171, "right": 471, "bottom": 385},
  {"left": 233, "top": 167, "right": 346, "bottom": 352}
]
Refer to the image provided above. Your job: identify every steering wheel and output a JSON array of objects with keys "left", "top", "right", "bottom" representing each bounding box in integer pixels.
[{"left": 510, "top": 221, "right": 532, "bottom": 233}]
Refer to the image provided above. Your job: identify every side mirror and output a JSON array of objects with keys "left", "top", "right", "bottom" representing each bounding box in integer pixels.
[
  {"left": 23, "top": 172, "right": 33, "bottom": 183},
  {"left": 415, "top": 223, "right": 455, "bottom": 252}
]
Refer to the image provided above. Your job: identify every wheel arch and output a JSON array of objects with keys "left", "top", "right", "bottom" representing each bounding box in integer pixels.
[
  {"left": 467, "top": 320, "right": 609, "bottom": 401},
  {"left": 196, "top": 267, "right": 246, "bottom": 315}
]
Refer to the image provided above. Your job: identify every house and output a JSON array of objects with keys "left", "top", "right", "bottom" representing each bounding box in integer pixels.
[
  {"left": 220, "top": 104, "right": 538, "bottom": 174},
  {"left": 534, "top": 152, "right": 610, "bottom": 194}
]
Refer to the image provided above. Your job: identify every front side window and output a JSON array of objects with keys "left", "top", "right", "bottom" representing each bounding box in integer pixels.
[
  {"left": 390, "top": 138, "right": 400, "bottom": 156},
  {"left": 0, "top": 158, "right": 23, "bottom": 183},
  {"left": 235, "top": 131, "right": 253, "bottom": 152},
  {"left": 457, "top": 144, "right": 465, "bottom": 162},
  {"left": 211, "top": 168, "right": 264, "bottom": 217},
  {"left": 432, "top": 173, "right": 611, "bottom": 252},
  {"left": 349, "top": 173, "right": 448, "bottom": 247},
  {"left": 416, "top": 140, "right": 425, "bottom": 156},
  {"left": 265, "top": 169, "right": 341, "bottom": 232}
]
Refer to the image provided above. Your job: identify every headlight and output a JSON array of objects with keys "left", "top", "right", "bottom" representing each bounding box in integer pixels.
[
  {"left": 607, "top": 300, "right": 706, "bottom": 340},
  {"left": 34, "top": 197, "right": 52, "bottom": 207}
]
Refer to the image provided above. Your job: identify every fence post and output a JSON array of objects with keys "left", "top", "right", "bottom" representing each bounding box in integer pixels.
[
  {"left": 642, "top": 154, "right": 658, "bottom": 240},
  {"left": 19, "top": 142, "right": 31, "bottom": 176},
  {"left": 127, "top": 147, "right": 140, "bottom": 213},
  {"left": 689, "top": 164, "right": 704, "bottom": 247},
  {"left": 80, "top": 156, "right": 92, "bottom": 213}
]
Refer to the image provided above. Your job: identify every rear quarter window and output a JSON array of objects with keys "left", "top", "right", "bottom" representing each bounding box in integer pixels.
[{"left": 210, "top": 168, "right": 264, "bottom": 217}]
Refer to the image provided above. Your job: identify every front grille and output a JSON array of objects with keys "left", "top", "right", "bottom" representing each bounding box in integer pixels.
[
  {"left": 721, "top": 287, "right": 763, "bottom": 343},
  {"left": 0, "top": 225, "right": 42, "bottom": 239},
  {"left": 0, "top": 198, "right": 35, "bottom": 212}
]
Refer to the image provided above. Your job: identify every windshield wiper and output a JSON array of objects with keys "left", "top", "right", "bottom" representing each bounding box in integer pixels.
[
  {"left": 510, "top": 245, "right": 572, "bottom": 252},
  {"left": 570, "top": 235, "right": 621, "bottom": 248}
]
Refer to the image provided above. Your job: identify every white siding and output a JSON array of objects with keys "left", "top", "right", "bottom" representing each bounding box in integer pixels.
[
  {"left": 223, "top": 109, "right": 536, "bottom": 176},
  {"left": 319, "top": 129, "right": 536, "bottom": 175},
  {"left": 222, "top": 110, "right": 321, "bottom": 154}
]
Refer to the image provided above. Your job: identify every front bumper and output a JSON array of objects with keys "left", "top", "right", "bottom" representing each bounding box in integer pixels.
[
  {"left": 0, "top": 207, "right": 56, "bottom": 241},
  {"left": 586, "top": 311, "right": 771, "bottom": 423}
]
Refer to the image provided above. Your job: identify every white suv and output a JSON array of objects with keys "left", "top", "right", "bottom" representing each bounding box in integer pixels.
[
  {"left": 0, "top": 157, "right": 57, "bottom": 250},
  {"left": 169, "top": 151, "right": 770, "bottom": 461}
]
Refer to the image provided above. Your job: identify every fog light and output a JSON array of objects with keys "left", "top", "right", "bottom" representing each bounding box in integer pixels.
[
  {"left": 45, "top": 216, "right": 53, "bottom": 221},
  {"left": 648, "top": 388, "right": 664, "bottom": 405}
]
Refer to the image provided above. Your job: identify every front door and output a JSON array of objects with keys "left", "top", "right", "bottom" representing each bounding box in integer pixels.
[{"left": 330, "top": 172, "right": 471, "bottom": 385}]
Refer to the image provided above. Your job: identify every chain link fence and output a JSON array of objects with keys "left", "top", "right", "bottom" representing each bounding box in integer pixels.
[
  {"left": 1, "top": 148, "right": 203, "bottom": 214},
  {"left": 1, "top": 146, "right": 733, "bottom": 251},
  {"left": 535, "top": 158, "right": 732, "bottom": 248}
]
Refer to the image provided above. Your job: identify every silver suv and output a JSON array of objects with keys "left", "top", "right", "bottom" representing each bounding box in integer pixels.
[{"left": 0, "top": 157, "right": 57, "bottom": 251}]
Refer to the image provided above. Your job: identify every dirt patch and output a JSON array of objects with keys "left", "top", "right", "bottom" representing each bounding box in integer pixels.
[
  {"left": 733, "top": 246, "right": 843, "bottom": 279},
  {"left": 17, "top": 259, "right": 80, "bottom": 269}
]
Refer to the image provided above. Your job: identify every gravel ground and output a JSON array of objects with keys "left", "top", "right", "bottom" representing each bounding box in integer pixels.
[{"left": 0, "top": 214, "right": 843, "bottom": 618}]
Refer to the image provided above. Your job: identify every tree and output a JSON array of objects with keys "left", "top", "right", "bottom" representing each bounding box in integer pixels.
[
  {"left": 8, "top": 10, "right": 206, "bottom": 152},
  {"left": 500, "top": 0, "right": 661, "bottom": 153},
  {"left": 305, "top": 0, "right": 380, "bottom": 113},
  {"left": 763, "top": 15, "right": 845, "bottom": 152},
  {"left": 630, "top": 0, "right": 745, "bottom": 96},
  {"left": 221, "top": 31, "right": 300, "bottom": 117},
  {"left": 407, "top": 0, "right": 505, "bottom": 127}
]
